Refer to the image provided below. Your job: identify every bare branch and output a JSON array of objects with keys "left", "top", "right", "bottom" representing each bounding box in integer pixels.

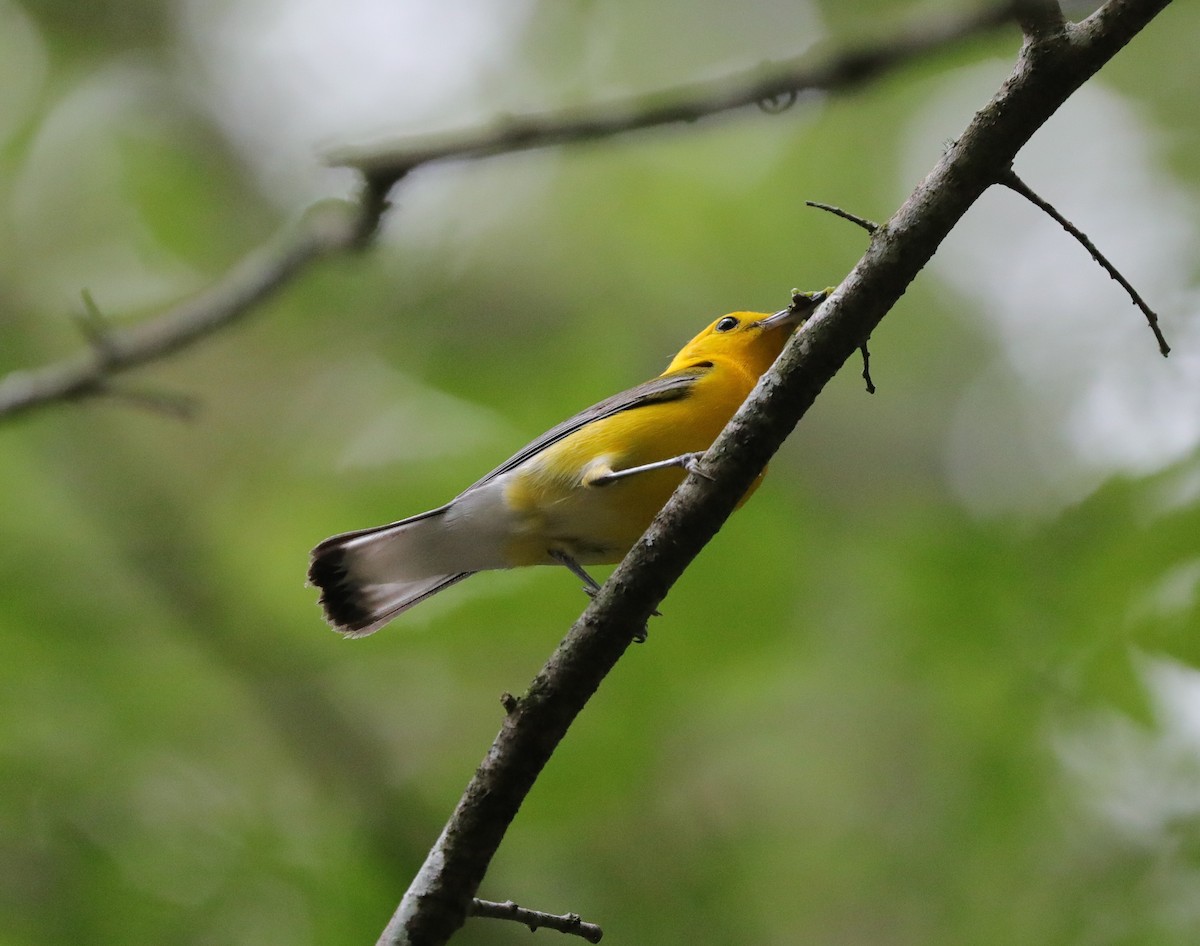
[
  {"left": 0, "top": 197, "right": 381, "bottom": 424},
  {"left": 375, "top": 3, "right": 1173, "bottom": 944},
  {"left": 998, "top": 167, "right": 1170, "bottom": 355},
  {"left": 470, "top": 899, "right": 602, "bottom": 943},
  {"left": 802, "top": 209, "right": 880, "bottom": 391},
  {"left": 0, "top": 3, "right": 1021, "bottom": 429},
  {"left": 73, "top": 290, "right": 120, "bottom": 365},
  {"left": 805, "top": 200, "right": 879, "bottom": 234},
  {"left": 331, "top": 1, "right": 1024, "bottom": 186},
  {"left": 860, "top": 342, "right": 877, "bottom": 394}
]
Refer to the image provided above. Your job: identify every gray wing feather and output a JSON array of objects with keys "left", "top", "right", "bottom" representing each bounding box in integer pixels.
[{"left": 459, "top": 368, "right": 705, "bottom": 494}]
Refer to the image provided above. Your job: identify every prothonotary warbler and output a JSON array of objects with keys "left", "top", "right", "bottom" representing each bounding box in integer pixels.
[{"left": 309, "top": 289, "right": 827, "bottom": 636}]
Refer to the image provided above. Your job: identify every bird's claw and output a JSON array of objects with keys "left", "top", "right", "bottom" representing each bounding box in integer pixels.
[{"left": 680, "top": 452, "right": 714, "bottom": 481}]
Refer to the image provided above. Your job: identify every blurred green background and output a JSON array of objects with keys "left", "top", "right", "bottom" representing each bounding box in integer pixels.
[{"left": 3, "top": 1, "right": 1200, "bottom": 943}]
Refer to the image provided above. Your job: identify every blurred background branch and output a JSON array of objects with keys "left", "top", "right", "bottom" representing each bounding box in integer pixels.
[
  {"left": 0, "top": 0, "right": 1021, "bottom": 426},
  {"left": 0, "top": 200, "right": 376, "bottom": 423},
  {"left": 332, "top": 0, "right": 1025, "bottom": 184}
]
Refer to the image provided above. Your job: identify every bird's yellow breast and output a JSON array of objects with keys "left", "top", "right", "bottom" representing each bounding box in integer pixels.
[{"left": 501, "top": 361, "right": 763, "bottom": 567}]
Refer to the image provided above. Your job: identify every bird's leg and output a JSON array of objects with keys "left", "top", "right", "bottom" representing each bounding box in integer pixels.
[
  {"left": 585, "top": 452, "right": 711, "bottom": 487},
  {"left": 548, "top": 549, "right": 656, "bottom": 642},
  {"left": 549, "top": 549, "right": 602, "bottom": 594}
]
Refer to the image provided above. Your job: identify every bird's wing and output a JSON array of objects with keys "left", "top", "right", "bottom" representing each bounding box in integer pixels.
[{"left": 460, "top": 367, "right": 707, "bottom": 494}]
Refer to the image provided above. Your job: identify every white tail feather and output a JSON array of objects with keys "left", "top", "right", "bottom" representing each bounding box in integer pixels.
[
  {"left": 308, "top": 504, "right": 503, "bottom": 635},
  {"left": 335, "top": 573, "right": 475, "bottom": 637}
]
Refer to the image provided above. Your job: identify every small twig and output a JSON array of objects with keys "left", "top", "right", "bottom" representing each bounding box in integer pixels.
[
  {"left": 859, "top": 342, "right": 877, "bottom": 394},
  {"left": 68, "top": 294, "right": 202, "bottom": 418},
  {"left": 999, "top": 167, "right": 1170, "bottom": 356},
  {"left": 471, "top": 899, "right": 603, "bottom": 943},
  {"left": 796, "top": 277, "right": 873, "bottom": 391},
  {"left": 74, "top": 290, "right": 120, "bottom": 366},
  {"left": 805, "top": 208, "right": 880, "bottom": 393},
  {"left": 805, "top": 200, "right": 879, "bottom": 234}
]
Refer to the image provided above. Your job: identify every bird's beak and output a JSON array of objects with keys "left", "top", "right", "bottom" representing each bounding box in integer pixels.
[{"left": 755, "top": 288, "right": 829, "bottom": 330}]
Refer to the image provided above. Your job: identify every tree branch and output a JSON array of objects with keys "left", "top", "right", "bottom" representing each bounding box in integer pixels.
[
  {"left": 805, "top": 200, "right": 879, "bottom": 234},
  {"left": 375, "top": 1, "right": 1173, "bottom": 944},
  {"left": 330, "top": 0, "right": 1025, "bottom": 186},
  {"left": 998, "top": 167, "right": 1170, "bottom": 355},
  {"left": 1013, "top": 0, "right": 1069, "bottom": 41},
  {"left": 0, "top": 3, "right": 1014, "bottom": 427},
  {"left": 0, "top": 194, "right": 384, "bottom": 424},
  {"left": 469, "top": 899, "right": 602, "bottom": 943}
]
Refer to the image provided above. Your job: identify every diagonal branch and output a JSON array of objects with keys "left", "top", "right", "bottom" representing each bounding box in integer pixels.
[{"left": 375, "top": 1, "right": 1173, "bottom": 944}]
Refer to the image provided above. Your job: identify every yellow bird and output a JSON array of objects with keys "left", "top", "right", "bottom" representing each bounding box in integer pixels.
[{"left": 309, "top": 290, "right": 826, "bottom": 636}]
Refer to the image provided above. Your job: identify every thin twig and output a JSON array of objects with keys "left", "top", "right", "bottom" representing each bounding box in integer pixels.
[
  {"left": 471, "top": 899, "right": 603, "bottom": 943},
  {"left": 803, "top": 205, "right": 879, "bottom": 391},
  {"left": 332, "top": 1, "right": 1025, "bottom": 185},
  {"left": 860, "top": 342, "right": 877, "bottom": 394},
  {"left": 0, "top": 196, "right": 383, "bottom": 424},
  {"left": 806, "top": 200, "right": 879, "bottom": 234},
  {"left": 74, "top": 290, "right": 120, "bottom": 366},
  {"left": 999, "top": 167, "right": 1170, "bottom": 356}
]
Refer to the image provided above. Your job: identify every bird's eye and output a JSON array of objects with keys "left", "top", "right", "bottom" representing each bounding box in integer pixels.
[{"left": 715, "top": 316, "right": 740, "bottom": 333}]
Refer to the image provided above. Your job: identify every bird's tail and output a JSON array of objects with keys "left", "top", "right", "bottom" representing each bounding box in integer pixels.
[{"left": 307, "top": 508, "right": 475, "bottom": 637}]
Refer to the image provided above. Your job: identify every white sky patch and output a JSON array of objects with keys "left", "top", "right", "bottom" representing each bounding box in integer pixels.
[
  {"left": 901, "top": 61, "right": 1200, "bottom": 519},
  {"left": 178, "top": 0, "right": 535, "bottom": 204},
  {"left": 1056, "top": 655, "right": 1200, "bottom": 843}
]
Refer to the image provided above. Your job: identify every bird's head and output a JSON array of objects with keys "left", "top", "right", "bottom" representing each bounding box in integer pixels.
[{"left": 664, "top": 289, "right": 829, "bottom": 379}]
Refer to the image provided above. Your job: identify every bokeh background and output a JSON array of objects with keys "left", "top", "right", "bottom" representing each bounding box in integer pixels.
[{"left": 3, "top": 1, "right": 1200, "bottom": 943}]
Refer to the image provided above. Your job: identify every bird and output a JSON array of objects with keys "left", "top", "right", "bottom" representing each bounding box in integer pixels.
[{"left": 309, "top": 289, "right": 827, "bottom": 636}]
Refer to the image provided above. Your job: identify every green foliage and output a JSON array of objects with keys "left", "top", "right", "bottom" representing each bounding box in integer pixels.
[{"left": 3, "top": 1, "right": 1200, "bottom": 944}]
